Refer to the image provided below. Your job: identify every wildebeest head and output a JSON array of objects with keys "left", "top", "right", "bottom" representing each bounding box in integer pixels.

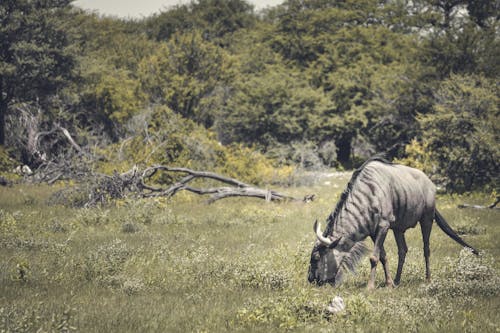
[
  {"left": 308, "top": 220, "right": 369, "bottom": 286},
  {"left": 308, "top": 220, "right": 343, "bottom": 286}
]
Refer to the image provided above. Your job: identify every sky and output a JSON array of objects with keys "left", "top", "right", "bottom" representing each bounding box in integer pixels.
[{"left": 73, "top": 0, "right": 284, "bottom": 18}]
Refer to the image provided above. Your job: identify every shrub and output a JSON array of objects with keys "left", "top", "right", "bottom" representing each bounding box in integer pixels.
[
  {"left": 94, "top": 105, "right": 294, "bottom": 188},
  {"left": 80, "top": 239, "right": 132, "bottom": 283},
  {"left": 73, "top": 208, "right": 111, "bottom": 227},
  {"left": 236, "top": 289, "right": 326, "bottom": 330},
  {"left": 0, "top": 146, "right": 17, "bottom": 173},
  {"left": 415, "top": 74, "right": 499, "bottom": 192},
  {"left": 422, "top": 250, "right": 500, "bottom": 298},
  {"left": 121, "top": 222, "right": 140, "bottom": 233}
]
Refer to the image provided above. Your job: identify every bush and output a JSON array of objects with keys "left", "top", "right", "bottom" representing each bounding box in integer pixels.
[
  {"left": 422, "top": 249, "right": 500, "bottom": 298},
  {"left": 414, "top": 74, "right": 499, "bottom": 192},
  {"left": 236, "top": 290, "right": 326, "bottom": 330},
  {"left": 80, "top": 239, "right": 132, "bottom": 283},
  {"left": 97, "top": 105, "right": 293, "bottom": 187},
  {"left": 0, "top": 146, "right": 16, "bottom": 173}
]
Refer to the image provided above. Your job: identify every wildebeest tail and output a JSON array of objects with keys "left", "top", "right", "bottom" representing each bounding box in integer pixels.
[{"left": 435, "top": 209, "right": 479, "bottom": 255}]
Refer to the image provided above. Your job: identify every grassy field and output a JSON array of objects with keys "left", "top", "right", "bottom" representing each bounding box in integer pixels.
[{"left": 1, "top": 173, "right": 499, "bottom": 332}]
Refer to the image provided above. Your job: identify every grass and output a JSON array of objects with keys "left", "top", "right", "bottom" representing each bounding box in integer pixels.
[{"left": 0, "top": 174, "right": 499, "bottom": 332}]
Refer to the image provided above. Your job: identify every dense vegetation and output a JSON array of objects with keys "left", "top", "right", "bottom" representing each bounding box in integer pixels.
[{"left": 0, "top": 0, "right": 498, "bottom": 191}]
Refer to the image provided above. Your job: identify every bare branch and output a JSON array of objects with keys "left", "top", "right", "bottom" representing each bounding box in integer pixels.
[
  {"left": 48, "top": 164, "right": 313, "bottom": 207},
  {"left": 141, "top": 166, "right": 251, "bottom": 188},
  {"left": 79, "top": 165, "right": 310, "bottom": 205},
  {"left": 55, "top": 124, "right": 84, "bottom": 155}
]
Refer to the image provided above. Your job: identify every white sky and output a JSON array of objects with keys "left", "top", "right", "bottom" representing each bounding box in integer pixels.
[{"left": 73, "top": 0, "right": 284, "bottom": 18}]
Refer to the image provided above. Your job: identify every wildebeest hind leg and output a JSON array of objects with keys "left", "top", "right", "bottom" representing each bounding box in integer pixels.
[{"left": 420, "top": 217, "right": 433, "bottom": 282}]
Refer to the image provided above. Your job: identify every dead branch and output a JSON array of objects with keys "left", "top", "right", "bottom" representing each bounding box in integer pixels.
[
  {"left": 137, "top": 166, "right": 301, "bottom": 203},
  {"left": 458, "top": 197, "right": 500, "bottom": 210},
  {"left": 141, "top": 166, "right": 251, "bottom": 188},
  {"left": 57, "top": 165, "right": 311, "bottom": 206},
  {"left": 55, "top": 124, "right": 85, "bottom": 155},
  {"left": 48, "top": 164, "right": 314, "bottom": 207}
]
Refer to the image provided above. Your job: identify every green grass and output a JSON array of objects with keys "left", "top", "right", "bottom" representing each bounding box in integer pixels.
[{"left": 1, "top": 175, "right": 499, "bottom": 332}]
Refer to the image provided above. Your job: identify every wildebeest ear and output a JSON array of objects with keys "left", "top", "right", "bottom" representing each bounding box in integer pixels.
[{"left": 328, "top": 236, "right": 342, "bottom": 248}]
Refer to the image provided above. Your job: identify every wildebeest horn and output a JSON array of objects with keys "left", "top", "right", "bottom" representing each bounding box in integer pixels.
[{"left": 314, "top": 220, "right": 333, "bottom": 246}]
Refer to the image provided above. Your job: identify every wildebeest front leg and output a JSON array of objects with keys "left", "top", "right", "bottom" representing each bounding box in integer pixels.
[
  {"left": 379, "top": 246, "right": 395, "bottom": 288},
  {"left": 393, "top": 230, "right": 408, "bottom": 285},
  {"left": 368, "top": 220, "right": 391, "bottom": 290}
]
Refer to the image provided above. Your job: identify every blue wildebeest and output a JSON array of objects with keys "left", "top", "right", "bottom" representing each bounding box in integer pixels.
[{"left": 308, "top": 156, "right": 479, "bottom": 289}]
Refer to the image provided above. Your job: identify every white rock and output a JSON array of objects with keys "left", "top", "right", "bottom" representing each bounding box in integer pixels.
[
  {"left": 21, "top": 165, "right": 33, "bottom": 175},
  {"left": 326, "top": 295, "right": 345, "bottom": 314}
]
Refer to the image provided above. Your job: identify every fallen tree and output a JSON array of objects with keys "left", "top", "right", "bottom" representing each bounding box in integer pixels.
[
  {"left": 138, "top": 166, "right": 299, "bottom": 203},
  {"left": 458, "top": 197, "right": 500, "bottom": 210},
  {"left": 49, "top": 165, "right": 311, "bottom": 207}
]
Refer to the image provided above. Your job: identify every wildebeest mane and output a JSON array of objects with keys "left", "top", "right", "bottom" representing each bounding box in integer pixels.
[
  {"left": 334, "top": 240, "right": 371, "bottom": 285},
  {"left": 324, "top": 154, "right": 392, "bottom": 236}
]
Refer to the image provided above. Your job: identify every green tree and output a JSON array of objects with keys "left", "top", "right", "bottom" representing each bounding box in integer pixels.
[
  {"left": 139, "top": 31, "right": 233, "bottom": 126},
  {"left": 146, "top": 0, "right": 255, "bottom": 42},
  {"left": 78, "top": 58, "right": 144, "bottom": 140},
  {"left": 417, "top": 74, "right": 499, "bottom": 191},
  {"left": 71, "top": 12, "right": 156, "bottom": 72},
  {"left": 219, "top": 65, "right": 333, "bottom": 149},
  {"left": 264, "top": 0, "right": 435, "bottom": 165},
  {"left": 65, "top": 11, "right": 156, "bottom": 141},
  {"left": 466, "top": 0, "right": 499, "bottom": 27},
  {"left": 302, "top": 22, "right": 428, "bottom": 164},
  {"left": 411, "top": 0, "right": 499, "bottom": 78},
  {"left": 0, "top": 0, "right": 75, "bottom": 146},
  {"left": 272, "top": 0, "right": 387, "bottom": 66}
]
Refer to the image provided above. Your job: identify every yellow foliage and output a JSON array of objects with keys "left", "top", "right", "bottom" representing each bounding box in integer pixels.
[
  {"left": 0, "top": 146, "right": 16, "bottom": 173},
  {"left": 395, "top": 139, "right": 435, "bottom": 174},
  {"left": 94, "top": 106, "right": 294, "bottom": 185},
  {"left": 220, "top": 145, "right": 294, "bottom": 185}
]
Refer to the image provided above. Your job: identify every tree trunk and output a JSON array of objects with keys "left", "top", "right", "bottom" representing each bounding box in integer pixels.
[
  {"left": 0, "top": 99, "right": 6, "bottom": 146},
  {"left": 336, "top": 135, "right": 352, "bottom": 168}
]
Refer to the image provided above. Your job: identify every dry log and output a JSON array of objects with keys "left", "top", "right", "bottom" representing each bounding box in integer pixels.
[
  {"left": 141, "top": 166, "right": 251, "bottom": 188},
  {"left": 49, "top": 164, "right": 313, "bottom": 206},
  {"left": 182, "top": 186, "right": 295, "bottom": 203},
  {"left": 138, "top": 165, "right": 303, "bottom": 203},
  {"left": 458, "top": 197, "right": 500, "bottom": 210}
]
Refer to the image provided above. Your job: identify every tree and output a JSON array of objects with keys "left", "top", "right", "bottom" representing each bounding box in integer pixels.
[
  {"left": 78, "top": 59, "right": 144, "bottom": 140},
  {"left": 219, "top": 65, "right": 333, "bottom": 149},
  {"left": 65, "top": 11, "right": 157, "bottom": 141},
  {"left": 272, "top": 0, "right": 387, "bottom": 66},
  {"left": 411, "top": 0, "right": 499, "bottom": 78},
  {"left": 417, "top": 74, "right": 499, "bottom": 192},
  {"left": 0, "top": 0, "right": 75, "bottom": 146},
  {"left": 145, "top": 0, "right": 256, "bottom": 42},
  {"left": 264, "top": 0, "right": 434, "bottom": 166},
  {"left": 138, "top": 30, "right": 232, "bottom": 126}
]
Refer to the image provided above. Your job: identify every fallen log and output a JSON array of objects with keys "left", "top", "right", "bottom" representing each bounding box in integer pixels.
[
  {"left": 49, "top": 165, "right": 314, "bottom": 206},
  {"left": 458, "top": 197, "right": 499, "bottom": 210},
  {"left": 138, "top": 165, "right": 304, "bottom": 203}
]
